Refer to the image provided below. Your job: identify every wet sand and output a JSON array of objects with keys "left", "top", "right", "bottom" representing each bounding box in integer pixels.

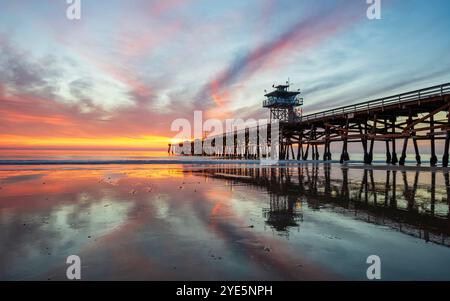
[{"left": 1, "top": 164, "right": 450, "bottom": 280}]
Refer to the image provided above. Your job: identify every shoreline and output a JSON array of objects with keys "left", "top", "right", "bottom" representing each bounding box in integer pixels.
[{"left": 1, "top": 158, "right": 450, "bottom": 171}]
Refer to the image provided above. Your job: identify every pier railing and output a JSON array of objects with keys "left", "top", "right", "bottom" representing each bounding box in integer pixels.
[{"left": 300, "top": 83, "right": 450, "bottom": 122}]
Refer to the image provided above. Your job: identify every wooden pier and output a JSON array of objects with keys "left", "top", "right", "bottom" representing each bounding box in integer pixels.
[{"left": 169, "top": 83, "right": 450, "bottom": 166}]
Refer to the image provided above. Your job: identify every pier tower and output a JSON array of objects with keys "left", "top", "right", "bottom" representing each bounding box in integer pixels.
[{"left": 263, "top": 83, "right": 303, "bottom": 123}]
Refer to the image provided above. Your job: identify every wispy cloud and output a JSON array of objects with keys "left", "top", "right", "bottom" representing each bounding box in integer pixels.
[{"left": 196, "top": 0, "right": 365, "bottom": 115}]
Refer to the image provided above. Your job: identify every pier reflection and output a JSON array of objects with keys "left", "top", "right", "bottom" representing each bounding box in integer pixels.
[{"left": 194, "top": 165, "right": 450, "bottom": 247}]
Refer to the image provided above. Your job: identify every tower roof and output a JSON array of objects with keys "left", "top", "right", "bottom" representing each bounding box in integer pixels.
[{"left": 264, "top": 90, "right": 300, "bottom": 98}]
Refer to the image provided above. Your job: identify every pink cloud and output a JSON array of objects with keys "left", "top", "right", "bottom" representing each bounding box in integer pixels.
[{"left": 200, "top": 0, "right": 365, "bottom": 115}]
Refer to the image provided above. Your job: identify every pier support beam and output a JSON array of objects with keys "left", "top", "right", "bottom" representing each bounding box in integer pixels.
[
  {"left": 385, "top": 119, "right": 391, "bottom": 164},
  {"left": 297, "top": 139, "right": 303, "bottom": 161},
  {"left": 303, "top": 144, "right": 310, "bottom": 161},
  {"left": 314, "top": 144, "right": 320, "bottom": 161},
  {"left": 340, "top": 118, "right": 350, "bottom": 164},
  {"left": 223, "top": 135, "right": 226, "bottom": 158},
  {"left": 303, "top": 126, "right": 315, "bottom": 161},
  {"left": 430, "top": 115, "right": 438, "bottom": 167},
  {"left": 233, "top": 130, "right": 237, "bottom": 158},
  {"left": 340, "top": 141, "right": 349, "bottom": 164},
  {"left": 360, "top": 123, "right": 369, "bottom": 164},
  {"left": 323, "top": 126, "right": 332, "bottom": 161},
  {"left": 413, "top": 137, "right": 421, "bottom": 165},
  {"left": 399, "top": 136, "right": 409, "bottom": 166},
  {"left": 385, "top": 140, "right": 391, "bottom": 164},
  {"left": 279, "top": 136, "right": 285, "bottom": 160},
  {"left": 391, "top": 119, "right": 398, "bottom": 165},
  {"left": 443, "top": 111, "right": 450, "bottom": 167},
  {"left": 367, "top": 116, "right": 377, "bottom": 165},
  {"left": 323, "top": 142, "right": 332, "bottom": 161},
  {"left": 328, "top": 143, "right": 332, "bottom": 161},
  {"left": 399, "top": 114, "right": 412, "bottom": 166},
  {"left": 312, "top": 126, "right": 319, "bottom": 160},
  {"left": 391, "top": 140, "right": 398, "bottom": 165},
  {"left": 256, "top": 126, "right": 260, "bottom": 159},
  {"left": 244, "top": 128, "right": 249, "bottom": 159},
  {"left": 291, "top": 144, "right": 295, "bottom": 160}
]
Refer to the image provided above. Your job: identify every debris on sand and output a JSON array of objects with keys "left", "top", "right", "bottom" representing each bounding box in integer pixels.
[
  {"left": 238, "top": 225, "right": 254, "bottom": 229},
  {"left": 326, "top": 235, "right": 342, "bottom": 240},
  {"left": 210, "top": 253, "right": 223, "bottom": 261},
  {"left": 264, "top": 245, "right": 271, "bottom": 252}
]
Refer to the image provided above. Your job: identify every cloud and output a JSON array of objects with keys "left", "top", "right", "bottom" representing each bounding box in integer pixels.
[
  {"left": 0, "top": 36, "right": 60, "bottom": 96},
  {"left": 304, "top": 63, "right": 450, "bottom": 114},
  {"left": 0, "top": 36, "right": 198, "bottom": 147},
  {"left": 196, "top": 0, "right": 365, "bottom": 113}
]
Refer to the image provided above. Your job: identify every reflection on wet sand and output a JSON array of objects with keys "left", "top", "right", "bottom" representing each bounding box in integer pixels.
[
  {"left": 195, "top": 165, "right": 450, "bottom": 247},
  {"left": 1, "top": 164, "right": 450, "bottom": 280},
  {"left": 0, "top": 165, "right": 336, "bottom": 281}
]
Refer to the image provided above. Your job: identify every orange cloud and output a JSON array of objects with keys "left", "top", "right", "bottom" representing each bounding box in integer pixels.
[
  {"left": 0, "top": 89, "right": 175, "bottom": 151},
  {"left": 0, "top": 109, "right": 75, "bottom": 126}
]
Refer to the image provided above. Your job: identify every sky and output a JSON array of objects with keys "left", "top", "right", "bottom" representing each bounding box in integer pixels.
[{"left": 1, "top": 0, "right": 450, "bottom": 154}]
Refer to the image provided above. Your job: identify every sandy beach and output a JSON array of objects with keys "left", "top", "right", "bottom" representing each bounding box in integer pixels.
[{"left": 1, "top": 163, "right": 450, "bottom": 281}]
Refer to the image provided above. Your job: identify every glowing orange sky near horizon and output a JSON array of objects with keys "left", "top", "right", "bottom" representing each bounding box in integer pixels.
[{"left": 0, "top": 134, "right": 172, "bottom": 151}]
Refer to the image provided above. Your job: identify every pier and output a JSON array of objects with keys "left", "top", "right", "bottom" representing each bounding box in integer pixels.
[{"left": 169, "top": 83, "right": 450, "bottom": 166}]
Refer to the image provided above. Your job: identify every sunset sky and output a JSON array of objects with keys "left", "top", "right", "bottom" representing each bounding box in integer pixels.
[{"left": 1, "top": 0, "right": 450, "bottom": 153}]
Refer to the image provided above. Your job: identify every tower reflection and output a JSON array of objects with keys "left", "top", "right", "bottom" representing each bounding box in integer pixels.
[
  {"left": 195, "top": 165, "right": 450, "bottom": 247},
  {"left": 262, "top": 194, "right": 303, "bottom": 237}
]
